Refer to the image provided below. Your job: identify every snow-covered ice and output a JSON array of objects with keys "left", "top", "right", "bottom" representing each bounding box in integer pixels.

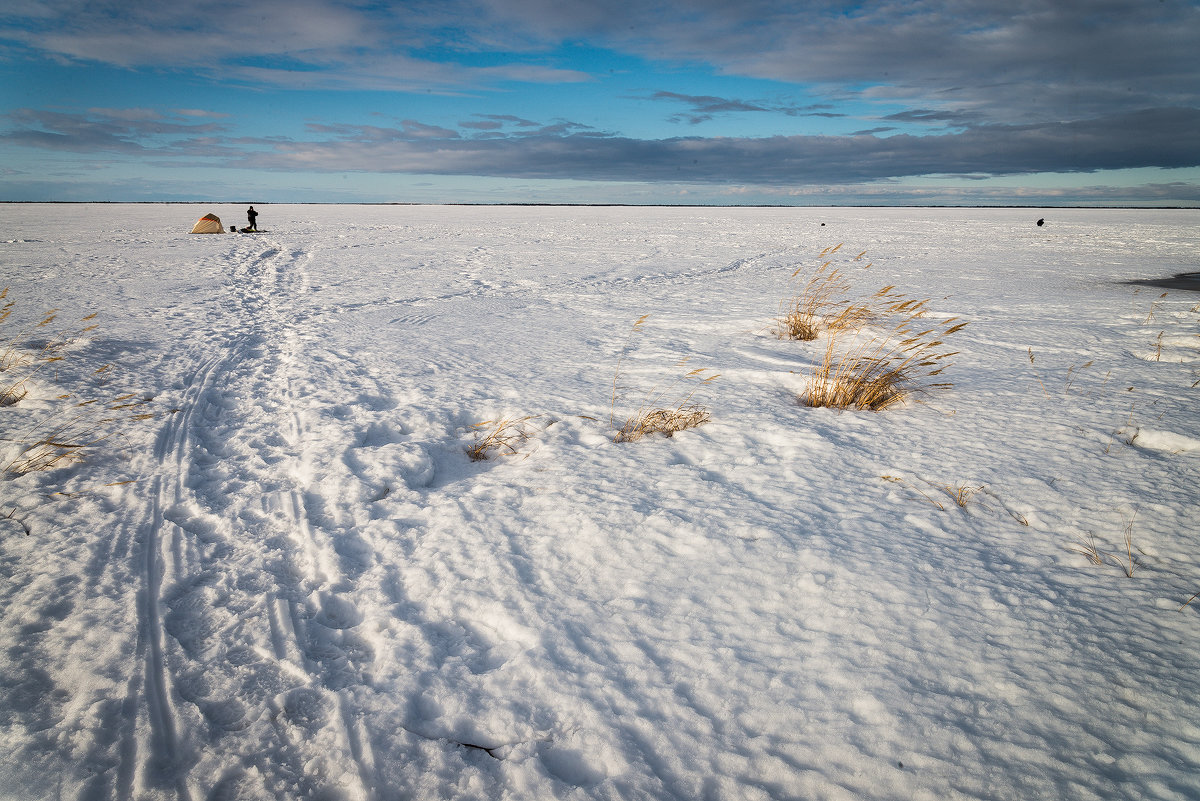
[{"left": 1, "top": 204, "right": 1198, "bottom": 800}]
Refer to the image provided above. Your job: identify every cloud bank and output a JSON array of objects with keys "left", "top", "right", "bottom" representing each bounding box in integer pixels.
[
  {"left": 6, "top": 105, "right": 1196, "bottom": 187},
  {"left": 2, "top": 0, "right": 1198, "bottom": 200}
]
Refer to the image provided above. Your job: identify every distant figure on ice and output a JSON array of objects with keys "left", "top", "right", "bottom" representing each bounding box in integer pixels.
[
  {"left": 247, "top": 206, "right": 259, "bottom": 232},
  {"left": 1036, "top": 218, "right": 1045, "bottom": 227}
]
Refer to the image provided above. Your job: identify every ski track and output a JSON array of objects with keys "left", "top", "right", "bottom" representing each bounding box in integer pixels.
[
  {"left": 117, "top": 234, "right": 570, "bottom": 799},
  {"left": 122, "top": 237, "right": 384, "bottom": 799}
]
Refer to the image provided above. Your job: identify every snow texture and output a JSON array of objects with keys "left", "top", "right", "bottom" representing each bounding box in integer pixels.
[{"left": 1, "top": 204, "right": 1198, "bottom": 801}]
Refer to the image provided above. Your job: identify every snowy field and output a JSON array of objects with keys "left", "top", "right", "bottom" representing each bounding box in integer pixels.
[{"left": 1, "top": 203, "right": 1198, "bottom": 801}]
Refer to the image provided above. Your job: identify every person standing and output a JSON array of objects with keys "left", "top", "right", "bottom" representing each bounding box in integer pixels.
[{"left": 247, "top": 206, "right": 259, "bottom": 232}]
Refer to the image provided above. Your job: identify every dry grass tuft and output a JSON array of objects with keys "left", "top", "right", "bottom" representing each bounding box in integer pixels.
[
  {"left": 943, "top": 481, "right": 984, "bottom": 508},
  {"left": 774, "top": 251, "right": 967, "bottom": 412},
  {"left": 1118, "top": 510, "right": 1138, "bottom": 578},
  {"left": 804, "top": 311, "right": 967, "bottom": 411},
  {"left": 2, "top": 292, "right": 167, "bottom": 478},
  {"left": 1067, "top": 509, "right": 1140, "bottom": 577},
  {"left": 610, "top": 316, "right": 717, "bottom": 442},
  {"left": 466, "top": 415, "right": 542, "bottom": 461},
  {"left": 614, "top": 402, "right": 712, "bottom": 443},
  {"left": 1068, "top": 532, "right": 1107, "bottom": 566},
  {"left": 3, "top": 391, "right": 165, "bottom": 475},
  {"left": 1, "top": 288, "right": 99, "bottom": 406},
  {"left": 776, "top": 259, "right": 858, "bottom": 341},
  {"left": 775, "top": 246, "right": 887, "bottom": 341},
  {"left": 881, "top": 475, "right": 985, "bottom": 511}
]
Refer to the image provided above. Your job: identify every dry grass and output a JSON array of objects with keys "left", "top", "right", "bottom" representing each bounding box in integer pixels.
[
  {"left": 1142, "top": 292, "right": 1169, "bottom": 324},
  {"left": 1027, "top": 348, "right": 1049, "bottom": 398},
  {"left": 614, "top": 402, "right": 712, "bottom": 443},
  {"left": 943, "top": 481, "right": 984, "bottom": 508},
  {"left": 776, "top": 259, "right": 858, "bottom": 341},
  {"left": 774, "top": 254, "right": 968, "bottom": 412},
  {"left": 881, "top": 475, "right": 985, "bottom": 511},
  {"left": 2, "top": 292, "right": 167, "bottom": 478},
  {"left": 1, "top": 288, "right": 99, "bottom": 406},
  {"left": 1064, "top": 360, "right": 1095, "bottom": 393},
  {"left": 1067, "top": 509, "right": 1140, "bottom": 577},
  {"left": 3, "top": 391, "right": 162, "bottom": 475},
  {"left": 1118, "top": 510, "right": 1138, "bottom": 578},
  {"left": 1028, "top": 349, "right": 1114, "bottom": 401},
  {"left": 466, "top": 415, "right": 542, "bottom": 461},
  {"left": 1068, "top": 532, "right": 1107, "bottom": 566},
  {"left": 804, "top": 309, "right": 967, "bottom": 411},
  {"left": 610, "top": 315, "right": 717, "bottom": 442},
  {"left": 880, "top": 475, "right": 945, "bottom": 510},
  {"left": 774, "top": 245, "right": 884, "bottom": 341}
]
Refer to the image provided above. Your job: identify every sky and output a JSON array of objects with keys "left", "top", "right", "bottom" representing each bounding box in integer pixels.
[{"left": 1, "top": 0, "right": 1198, "bottom": 206}]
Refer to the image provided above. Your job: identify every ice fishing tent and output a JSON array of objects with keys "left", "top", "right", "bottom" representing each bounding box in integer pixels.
[{"left": 190, "top": 213, "right": 225, "bottom": 234}]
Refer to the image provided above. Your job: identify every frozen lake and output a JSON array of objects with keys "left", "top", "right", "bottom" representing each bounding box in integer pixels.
[{"left": 2, "top": 204, "right": 1199, "bottom": 800}]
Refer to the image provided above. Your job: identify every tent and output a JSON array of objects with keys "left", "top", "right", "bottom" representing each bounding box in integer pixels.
[{"left": 190, "top": 213, "right": 225, "bottom": 234}]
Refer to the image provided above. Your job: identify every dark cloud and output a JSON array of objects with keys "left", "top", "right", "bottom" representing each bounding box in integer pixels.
[
  {"left": 6, "top": 105, "right": 1199, "bottom": 186},
  {"left": 851, "top": 126, "right": 898, "bottom": 136},
  {"left": 460, "top": 114, "right": 542, "bottom": 131},
  {"left": 647, "top": 91, "right": 846, "bottom": 125},
  {"left": 0, "top": 0, "right": 592, "bottom": 90},
  {"left": 883, "top": 109, "right": 979, "bottom": 128},
  {"left": 305, "top": 120, "right": 461, "bottom": 141},
  {"left": 227, "top": 106, "right": 1200, "bottom": 185},
  {"left": 10, "top": 1, "right": 1197, "bottom": 124},
  {"left": 0, "top": 107, "right": 228, "bottom": 154},
  {"left": 652, "top": 91, "right": 771, "bottom": 124},
  {"left": 461, "top": 0, "right": 1200, "bottom": 140}
]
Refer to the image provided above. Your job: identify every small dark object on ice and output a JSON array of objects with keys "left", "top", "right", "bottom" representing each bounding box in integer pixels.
[{"left": 1036, "top": 218, "right": 1045, "bottom": 227}]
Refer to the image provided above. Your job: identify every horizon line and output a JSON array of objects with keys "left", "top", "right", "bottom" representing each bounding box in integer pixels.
[{"left": 2, "top": 201, "right": 1197, "bottom": 210}]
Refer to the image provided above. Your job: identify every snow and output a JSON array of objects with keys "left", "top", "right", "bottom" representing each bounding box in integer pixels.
[{"left": 1, "top": 203, "right": 1198, "bottom": 801}]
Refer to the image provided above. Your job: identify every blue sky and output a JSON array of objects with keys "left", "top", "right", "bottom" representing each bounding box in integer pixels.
[{"left": 2, "top": 0, "right": 1198, "bottom": 205}]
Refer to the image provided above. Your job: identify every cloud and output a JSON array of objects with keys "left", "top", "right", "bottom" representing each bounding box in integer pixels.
[
  {"left": 0, "top": 107, "right": 229, "bottom": 154},
  {"left": 216, "top": 106, "right": 1200, "bottom": 185},
  {"left": 647, "top": 91, "right": 846, "bottom": 125},
  {"left": 1, "top": 0, "right": 592, "bottom": 91},
  {"left": 6, "top": 1, "right": 1196, "bottom": 125},
  {"left": 7, "top": 105, "right": 1199, "bottom": 186},
  {"left": 3, "top": 0, "right": 1197, "bottom": 204},
  {"left": 459, "top": 114, "right": 541, "bottom": 132},
  {"left": 883, "top": 109, "right": 979, "bottom": 128},
  {"left": 474, "top": 0, "right": 1200, "bottom": 124},
  {"left": 653, "top": 91, "right": 771, "bottom": 121}
]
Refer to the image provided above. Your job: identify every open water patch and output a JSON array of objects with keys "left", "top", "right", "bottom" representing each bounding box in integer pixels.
[{"left": 1122, "top": 272, "right": 1200, "bottom": 291}]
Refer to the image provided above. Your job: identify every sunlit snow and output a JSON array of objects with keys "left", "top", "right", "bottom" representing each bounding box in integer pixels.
[{"left": 2, "top": 204, "right": 1198, "bottom": 800}]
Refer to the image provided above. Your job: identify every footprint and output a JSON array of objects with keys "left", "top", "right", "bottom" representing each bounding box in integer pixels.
[
  {"left": 201, "top": 698, "right": 250, "bottom": 732},
  {"left": 278, "top": 687, "right": 331, "bottom": 731},
  {"left": 315, "top": 593, "right": 364, "bottom": 629},
  {"left": 163, "top": 584, "right": 235, "bottom": 660},
  {"left": 538, "top": 730, "right": 627, "bottom": 787},
  {"left": 358, "top": 421, "right": 408, "bottom": 446},
  {"left": 333, "top": 531, "right": 375, "bottom": 576},
  {"left": 350, "top": 441, "right": 435, "bottom": 490}
]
